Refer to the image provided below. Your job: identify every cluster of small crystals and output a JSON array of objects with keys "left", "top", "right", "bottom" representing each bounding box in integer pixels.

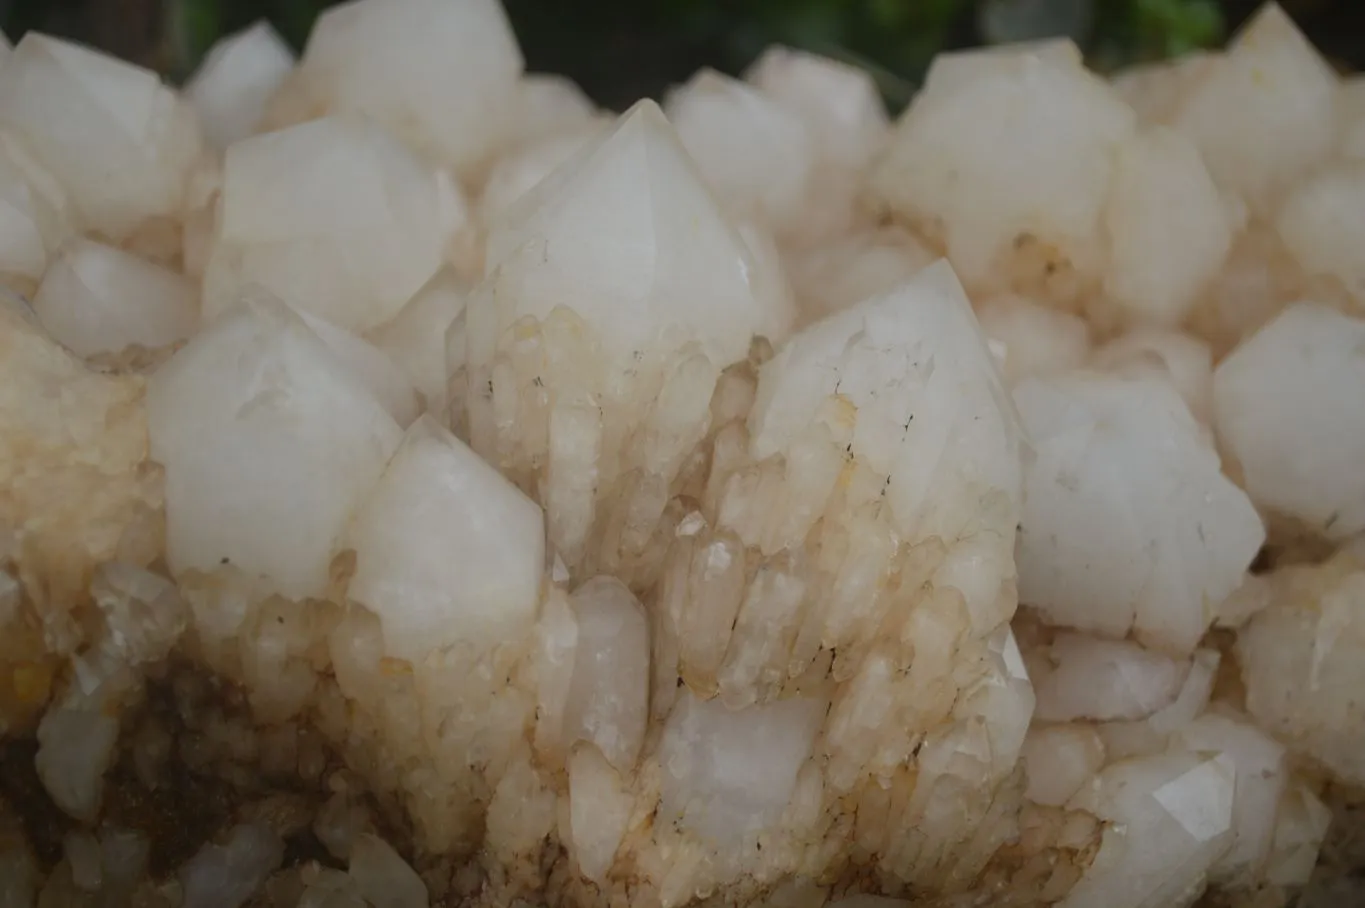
[{"left": 0, "top": 1, "right": 1363, "bottom": 907}]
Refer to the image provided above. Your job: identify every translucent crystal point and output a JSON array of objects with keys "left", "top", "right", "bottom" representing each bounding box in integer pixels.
[{"left": 466, "top": 100, "right": 790, "bottom": 583}]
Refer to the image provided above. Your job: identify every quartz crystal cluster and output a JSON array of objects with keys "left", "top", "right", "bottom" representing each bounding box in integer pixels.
[{"left": 0, "top": 2, "right": 1362, "bottom": 908}]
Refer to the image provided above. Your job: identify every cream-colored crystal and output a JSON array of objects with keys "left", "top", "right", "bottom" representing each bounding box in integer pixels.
[{"left": 204, "top": 116, "right": 465, "bottom": 333}]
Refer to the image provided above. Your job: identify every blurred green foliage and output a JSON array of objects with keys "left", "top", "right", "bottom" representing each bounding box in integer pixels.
[{"left": 5, "top": 0, "right": 1354, "bottom": 111}]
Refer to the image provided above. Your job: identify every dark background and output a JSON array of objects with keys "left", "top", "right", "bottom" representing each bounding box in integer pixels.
[{"left": 1, "top": 0, "right": 1359, "bottom": 110}]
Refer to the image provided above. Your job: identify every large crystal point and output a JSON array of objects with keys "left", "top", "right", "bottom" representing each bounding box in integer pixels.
[
  {"left": 1015, "top": 372, "right": 1264, "bottom": 654},
  {"left": 1214, "top": 303, "right": 1365, "bottom": 540},
  {"left": 465, "top": 100, "right": 793, "bottom": 583},
  {"left": 633, "top": 261, "right": 1027, "bottom": 897},
  {"left": 0, "top": 34, "right": 203, "bottom": 240},
  {"left": 276, "top": 0, "right": 524, "bottom": 177},
  {"left": 867, "top": 43, "right": 1134, "bottom": 304},
  {"left": 1169, "top": 3, "right": 1337, "bottom": 215},
  {"left": 147, "top": 289, "right": 402, "bottom": 599},
  {"left": 203, "top": 115, "right": 467, "bottom": 333},
  {"left": 33, "top": 238, "right": 199, "bottom": 359},
  {"left": 346, "top": 415, "right": 544, "bottom": 661},
  {"left": 666, "top": 260, "right": 1022, "bottom": 704},
  {"left": 184, "top": 21, "right": 296, "bottom": 150},
  {"left": 664, "top": 69, "right": 815, "bottom": 236}
]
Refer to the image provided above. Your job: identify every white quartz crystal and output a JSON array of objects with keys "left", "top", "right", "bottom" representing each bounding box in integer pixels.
[
  {"left": 470, "top": 100, "right": 786, "bottom": 577},
  {"left": 789, "top": 227, "right": 936, "bottom": 323},
  {"left": 1175, "top": 709, "right": 1286, "bottom": 884},
  {"left": 347, "top": 416, "right": 544, "bottom": 660},
  {"left": 745, "top": 46, "right": 888, "bottom": 174},
  {"left": 0, "top": 5, "right": 1355, "bottom": 908},
  {"left": 1101, "top": 127, "right": 1234, "bottom": 329},
  {"left": 1091, "top": 329, "right": 1214, "bottom": 425},
  {"left": 477, "top": 127, "right": 598, "bottom": 226},
  {"left": 658, "top": 692, "right": 825, "bottom": 847},
  {"left": 1213, "top": 303, "right": 1365, "bottom": 539},
  {"left": 975, "top": 294, "right": 1091, "bottom": 384},
  {"left": 665, "top": 69, "right": 815, "bottom": 235},
  {"left": 1277, "top": 162, "right": 1365, "bottom": 307},
  {"left": 204, "top": 115, "right": 466, "bottom": 333},
  {"left": 744, "top": 46, "right": 887, "bottom": 247},
  {"left": 185, "top": 21, "right": 296, "bottom": 149},
  {"left": 367, "top": 269, "right": 468, "bottom": 413},
  {"left": 0, "top": 132, "right": 76, "bottom": 292},
  {"left": 1020, "top": 723, "right": 1106, "bottom": 807},
  {"left": 1236, "top": 553, "right": 1365, "bottom": 786},
  {"left": 505, "top": 74, "right": 599, "bottom": 148},
  {"left": 1062, "top": 750, "right": 1236, "bottom": 908},
  {"left": 1032, "top": 634, "right": 1188, "bottom": 722},
  {"left": 566, "top": 743, "right": 635, "bottom": 884},
  {"left": 750, "top": 261, "right": 1020, "bottom": 574},
  {"left": 924, "top": 39, "right": 1083, "bottom": 96},
  {"left": 1111, "top": 52, "right": 1216, "bottom": 124},
  {"left": 1169, "top": 3, "right": 1337, "bottom": 214},
  {"left": 147, "top": 290, "right": 401, "bottom": 599},
  {"left": 0, "top": 34, "right": 203, "bottom": 240},
  {"left": 481, "top": 100, "right": 784, "bottom": 369},
  {"left": 869, "top": 42, "right": 1134, "bottom": 299},
  {"left": 1264, "top": 782, "right": 1332, "bottom": 887},
  {"left": 559, "top": 576, "right": 649, "bottom": 773},
  {"left": 292, "top": 308, "right": 420, "bottom": 426},
  {"left": 1015, "top": 373, "right": 1264, "bottom": 653},
  {"left": 32, "top": 238, "right": 198, "bottom": 358},
  {"left": 284, "top": 0, "right": 524, "bottom": 175}
]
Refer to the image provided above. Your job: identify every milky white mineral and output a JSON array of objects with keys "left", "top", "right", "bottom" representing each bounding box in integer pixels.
[
  {"left": 789, "top": 227, "right": 937, "bottom": 324},
  {"left": 504, "top": 74, "right": 600, "bottom": 149},
  {"left": 665, "top": 69, "right": 815, "bottom": 235},
  {"left": 476, "top": 127, "right": 599, "bottom": 226},
  {"left": 346, "top": 415, "right": 544, "bottom": 660},
  {"left": 1237, "top": 552, "right": 1365, "bottom": 787},
  {"left": 0, "top": 2, "right": 1358, "bottom": 907},
  {"left": 185, "top": 21, "right": 296, "bottom": 150},
  {"left": 0, "top": 34, "right": 202, "bottom": 240},
  {"left": 1091, "top": 329, "right": 1214, "bottom": 425},
  {"left": 1168, "top": 3, "right": 1338, "bottom": 214},
  {"left": 868, "top": 40, "right": 1134, "bottom": 301},
  {"left": 203, "top": 115, "right": 467, "bottom": 333},
  {"left": 975, "top": 294, "right": 1091, "bottom": 384},
  {"left": 1100, "top": 126, "right": 1235, "bottom": 329},
  {"left": 147, "top": 291, "right": 401, "bottom": 599},
  {"left": 470, "top": 100, "right": 790, "bottom": 581},
  {"left": 279, "top": 0, "right": 524, "bottom": 175},
  {"left": 0, "top": 132, "right": 76, "bottom": 294},
  {"left": 744, "top": 46, "right": 889, "bottom": 246},
  {"left": 1276, "top": 162, "right": 1365, "bottom": 306},
  {"left": 1213, "top": 303, "right": 1365, "bottom": 539},
  {"left": 1031, "top": 634, "right": 1189, "bottom": 723},
  {"left": 1015, "top": 373, "right": 1264, "bottom": 653},
  {"left": 367, "top": 268, "right": 468, "bottom": 412},
  {"left": 32, "top": 237, "right": 198, "bottom": 359}
]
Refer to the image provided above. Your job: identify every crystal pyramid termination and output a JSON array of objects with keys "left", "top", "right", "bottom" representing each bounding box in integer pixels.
[{"left": 466, "top": 100, "right": 793, "bottom": 585}]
